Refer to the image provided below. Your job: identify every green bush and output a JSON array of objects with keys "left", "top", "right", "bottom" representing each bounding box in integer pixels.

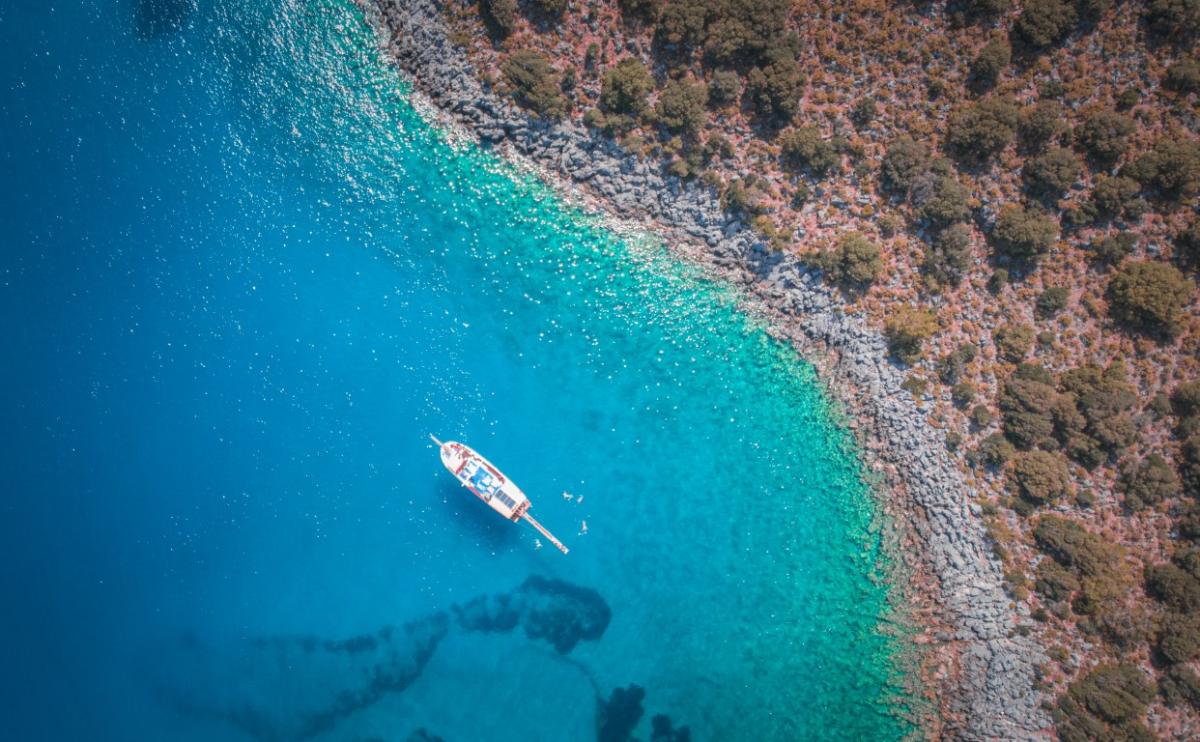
[
  {"left": 851, "top": 97, "right": 877, "bottom": 126},
  {"left": 1088, "top": 175, "right": 1142, "bottom": 222},
  {"left": 701, "top": 0, "right": 793, "bottom": 66},
  {"left": 1087, "top": 232, "right": 1137, "bottom": 266},
  {"left": 501, "top": 51, "right": 569, "bottom": 119},
  {"left": 1161, "top": 665, "right": 1200, "bottom": 711},
  {"left": 923, "top": 223, "right": 974, "bottom": 288},
  {"left": 880, "top": 136, "right": 932, "bottom": 196},
  {"left": 1145, "top": 562, "right": 1200, "bottom": 612},
  {"left": 1019, "top": 100, "right": 1069, "bottom": 149},
  {"left": 969, "top": 38, "right": 1011, "bottom": 90},
  {"left": 1164, "top": 57, "right": 1200, "bottom": 93},
  {"left": 995, "top": 322, "right": 1035, "bottom": 362},
  {"left": 971, "top": 404, "right": 994, "bottom": 427},
  {"left": 914, "top": 174, "right": 972, "bottom": 230},
  {"left": 991, "top": 204, "right": 1059, "bottom": 264},
  {"left": 1106, "top": 261, "right": 1194, "bottom": 340},
  {"left": 1119, "top": 454, "right": 1181, "bottom": 510},
  {"left": 1172, "top": 379, "right": 1200, "bottom": 420},
  {"left": 1014, "top": 0, "right": 1078, "bottom": 49},
  {"left": 1034, "top": 515, "right": 1121, "bottom": 577},
  {"left": 1036, "top": 287, "right": 1069, "bottom": 318},
  {"left": 976, "top": 431, "right": 1016, "bottom": 466},
  {"left": 481, "top": 0, "right": 519, "bottom": 37},
  {"left": 1181, "top": 434, "right": 1200, "bottom": 498},
  {"left": 1144, "top": 0, "right": 1200, "bottom": 43},
  {"left": 1075, "top": 110, "right": 1136, "bottom": 167},
  {"left": 707, "top": 69, "right": 741, "bottom": 106},
  {"left": 1158, "top": 612, "right": 1200, "bottom": 664},
  {"left": 778, "top": 126, "right": 838, "bottom": 177},
  {"left": 885, "top": 306, "right": 939, "bottom": 364},
  {"left": 946, "top": 96, "right": 1019, "bottom": 161},
  {"left": 1123, "top": 137, "right": 1200, "bottom": 200},
  {"left": 1035, "top": 559, "right": 1081, "bottom": 602},
  {"left": 618, "top": 0, "right": 662, "bottom": 24},
  {"left": 817, "top": 231, "right": 883, "bottom": 287},
  {"left": 655, "top": 79, "right": 708, "bottom": 135},
  {"left": 1009, "top": 449, "right": 1072, "bottom": 506},
  {"left": 1023, "top": 146, "right": 1082, "bottom": 199},
  {"left": 1057, "top": 362, "right": 1137, "bottom": 469},
  {"left": 1175, "top": 219, "right": 1199, "bottom": 269},
  {"left": 744, "top": 48, "right": 804, "bottom": 122},
  {"left": 600, "top": 58, "right": 654, "bottom": 115},
  {"left": 1064, "top": 663, "right": 1155, "bottom": 725},
  {"left": 529, "top": 0, "right": 567, "bottom": 17},
  {"left": 1000, "top": 364, "right": 1058, "bottom": 449},
  {"left": 952, "top": 381, "right": 977, "bottom": 406}
]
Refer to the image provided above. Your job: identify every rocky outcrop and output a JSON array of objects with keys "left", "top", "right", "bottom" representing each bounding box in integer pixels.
[{"left": 362, "top": 0, "right": 1050, "bottom": 737}]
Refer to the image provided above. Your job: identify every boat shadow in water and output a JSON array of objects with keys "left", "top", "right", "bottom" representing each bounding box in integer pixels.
[
  {"left": 433, "top": 477, "right": 519, "bottom": 552},
  {"left": 150, "top": 577, "right": 617, "bottom": 741}
]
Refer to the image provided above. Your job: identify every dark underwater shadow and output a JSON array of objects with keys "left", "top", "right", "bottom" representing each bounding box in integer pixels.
[
  {"left": 433, "top": 476, "right": 517, "bottom": 552},
  {"left": 133, "top": 0, "right": 196, "bottom": 40}
]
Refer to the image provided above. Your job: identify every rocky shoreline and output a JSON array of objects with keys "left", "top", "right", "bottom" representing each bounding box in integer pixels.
[{"left": 362, "top": 0, "right": 1049, "bottom": 737}]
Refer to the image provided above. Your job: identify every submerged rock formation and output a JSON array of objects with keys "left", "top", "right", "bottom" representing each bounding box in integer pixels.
[
  {"left": 455, "top": 575, "right": 612, "bottom": 654},
  {"left": 362, "top": 0, "right": 1049, "bottom": 737}
]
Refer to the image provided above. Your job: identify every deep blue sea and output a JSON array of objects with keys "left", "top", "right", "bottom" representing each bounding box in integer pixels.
[{"left": 0, "top": 1, "right": 913, "bottom": 740}]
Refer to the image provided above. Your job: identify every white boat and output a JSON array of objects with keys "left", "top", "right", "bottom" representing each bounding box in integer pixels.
[{"left": 430, "top": 435, "right": 569, "bottom": 554}]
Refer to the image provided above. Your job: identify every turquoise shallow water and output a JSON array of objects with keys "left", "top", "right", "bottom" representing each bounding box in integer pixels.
[{"left": 0, "top": 1, "right": 912, "bottom": 740}]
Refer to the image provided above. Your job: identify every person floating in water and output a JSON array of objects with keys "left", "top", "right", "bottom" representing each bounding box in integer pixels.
[{"left": 580, "top": 520, "right": 588, "bottom": 535}]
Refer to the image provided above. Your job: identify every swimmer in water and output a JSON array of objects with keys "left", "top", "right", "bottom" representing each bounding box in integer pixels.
[
  {"left": 580, "top": 520, "right": 588, "bottom": 535},
  {"left": 562, "top": 491, "right": 573, "bottom": 501},
  {"left": 534, "top": 538, "right": 543, "bottom": 550}
]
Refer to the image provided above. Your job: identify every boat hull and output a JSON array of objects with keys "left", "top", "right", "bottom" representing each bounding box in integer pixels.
[{"left": 437, "top": 440, "right": 530, "bottom": 522}]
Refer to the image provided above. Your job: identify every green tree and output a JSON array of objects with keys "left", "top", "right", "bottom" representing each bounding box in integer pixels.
[
  {"left": 1176, "top": 219, "right": 1200, "bottom": 270},
  {"left": 995, "top": 322, "right": 1035, "bottom": 362},
  {"left": 618, "top": 0, "right": 661, "bottom": 24},
  {"left": 1036, "top": 286, "right": 1069, "bottom": 318},
  {"left": 1164, "top": 57, "right": 1200, "bottom": 93},
  {"left": 1158, "top": 612, "right": 1200, "bottom": 665},
  {"left": 654, "top": 78, "right": 708, "bottom": 135},
  {"left": 1118, "top": 454, "right": 1181, "bottom": 510},
  {"left": 1144, "top": 0, "right": 1200, "bottom": 43},
  {"left": 601, "top": 58, "right": 654, "bottom": 116},
  {"left": 991, "top": 204, "right": 1059, "bottom": 264},
  {"left": 818, "top": 231, "right": 882, "bottom": 287},
  {"left": 885, "top": 306, "right": 939, "bottom": 364},
  {"left": 1023, "top": 146, "right": 1082, "bottom": 199},
  {"left": 1088, "top": 175, "right": 1142, "bottom": 222},
  {"left": 946, "top": 96, "right": 1019, "bottom": 162},
  {"left": 1000, "top": 363, "right": 1058, "bottom": 449},
  {"left": 778, "top": 126, "right": 838, "bottom": 177},
  {"left": 529, "top": 0, "right": 567, "bottom": 17},
  {"left": 880, "top": 136, "right": 932, "bottom": 196},
  {"left": 1087, "top": 232, "right": 1137, "bottom": 266},
  {"left": 1106, "top": 261, "right": 1194, "bottom": 340},
  {"left": 482, "top": 0, "right": 519, "bottom": 37},
  {"left": 707, "top": 69, "right": 741, "bottom": 106},
  {"left": 1009, "top": 449, "right": 1072, "bottom": 506},
  {"left": 922, "top": 223, "right": 974, "bottom": 287},
  {"left": 501, "top": 51, "right": 569, "bottom": 119},
  {"left": 1123, "top": 137, "right": 1200, "bottom": 200},
  {"left": 1014, "top": 0, "right": 1078, "bottom": 49},
  {"left": 914, "top": 174, "right": 972, "bottom": 230},
  {"left": 1019, "top": 100, "right": 1069, "bottom": 150},
  {"left": 1075, "top": 110, "right": 1136, "bottom": 167},
  {"left": 744, "top": 48, "right": 804, "bottom": 122},
  {"left": 969, "top": 38, "right": 1011, "bottom": 90}
]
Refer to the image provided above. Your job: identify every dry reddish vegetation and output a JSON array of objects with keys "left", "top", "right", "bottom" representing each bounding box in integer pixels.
[{"left": 444, "top": 0, "right": 1199, "bottom": 737}]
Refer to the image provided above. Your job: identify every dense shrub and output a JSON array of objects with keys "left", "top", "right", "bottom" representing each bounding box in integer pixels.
[
  {"left": 1161, "top": 665, "right": 1200, "bottom": 711},
  {"left": 969, "top": 38, "right": 1011, "bottom": 90},
  {"left": 1075, "top": 110, "right": 1136, "bottom": 167},
  {"left": 1144, "top": 0, "right": 1200, "bottom": 44},
  {"left": 1106, "top": 261, "right": 1194, "bottom": 340},
  {"left": 1023, "top": 146, "right": 1082, "bottom": 199},
  {"left": 700, "top": 0, "right": 793, "bottom": 66},
  {"left": 481, "top": 0, "right": 519, "bottom": 37},
  {"left": 501, "top": 51, "right": 569, "bottom": 119},
  {"left": 1036, "top": 287, "right": 1069, "bottom": 318},
  {"left": 744, "top": 48, "right": 804, "bottom": 122},
  {"left": 655, "top": 79, "right": 708, "bottom": 135},
  {"left": 1009, "top": 450, "right": 1073, "bottom": 506},
  {"left": 1019, "top": 100, "right": 1069, "bottom": 149},
  {"left": 1164, "top": 57, "right": 1200, "bottom": 93},
  {"left": 851, "top": 97, "right": 877, "bottom": 126},
  {"left": 1145, "top": 563, "right": 1200, "bottom": 612},
  {"left": 818, "top": 231, "right": 882, "bottom": 287},
  {"left": 952, "top": 381, "right": 977, "bottom": 406},
  {"left": 1014, "top": 0, "right": 1078, "bottom": 49},
  {"left": 911, "top": 172, "right": 971, "bottom": 231},
  {"left": 995, "top": 322, "right": 1035, "bottom": 362},
  {"left": 1182, "top": 435, "right": 1200, "bottom": 498},
  {"left": 1088, "top": 175, "right": 1142, "bottom": 221},
  {"left": 1176, "top": 219, "right": 1200, "bottom": 269},
  {"left": 991, "top": 204, "right": 1059, "bottom": 264},
  {"left": 971, "top": 404, "right": 995, "bottom": 427},
  {"left": 1062, "top": 663, "right": 1155, "bottom": 726},
  {"left": 885, "top": 306, "right": 939, "bottom": 364},
  {"left": 1123, "top": 137, "right": 1200, "bottom": 200},
  {"left": 1058, "top": 363, "right": 1137, "bottom": 469},
  {"left": 778, "top": 126, "right": 838, "bottom": 177},
  {"left": 976, "top": 431, "right": 1017, "bottom": 466},
  {"left": 1087, "top": 232, "right": 1137, "bottom": 265},
  {"left": 1158, "top": 612, "right": 1200, "bottom": 664},
  {"left": 707, "top": 69, "right": 740, "bottom": 106},
  {"left": 922, "top": 223, "right": 974, "bottom": 287},
  {"left": 529, "top": 0, "right": 567, "bottom": 17},
  {"left": 600, "top": 58, "right": 654, "bottom": 116},
  {"left": 1034, "top": 515, "right": 1122, "bottom": 578},
  {"left": 1118, "top": 454, "right": 1181, "bottom": 509},
  {"left": 1172, "top": 379, "right": 1200, "bottom": 420},
  {"left": 1000, "top": 363, "right": 1059, "bottom": 449},
  {"left": 946, "top": 96, "right": 1019, "bottom": 162},
  {"left": 1036, "top": 559, "right": 1081, "bottom": 602},
  {"left": 881, "top": 136, "right": 932, "bottom": 196},
  {"left": 618, "top": 0, "right": 662, "bottom": 24}
]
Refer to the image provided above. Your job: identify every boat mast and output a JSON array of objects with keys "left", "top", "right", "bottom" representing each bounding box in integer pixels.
[{"left": 522, "top": 512, "right": 569, "bottom": 554}]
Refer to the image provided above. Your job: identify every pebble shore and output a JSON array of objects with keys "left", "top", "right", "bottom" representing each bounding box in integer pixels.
[{"left": 363, "top": 0, "right": 1050, "bottom": 737}]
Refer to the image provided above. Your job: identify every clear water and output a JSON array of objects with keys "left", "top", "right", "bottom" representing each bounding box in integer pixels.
[{"left": 0, "top": 1, "right": 912, "bottom": 740}]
